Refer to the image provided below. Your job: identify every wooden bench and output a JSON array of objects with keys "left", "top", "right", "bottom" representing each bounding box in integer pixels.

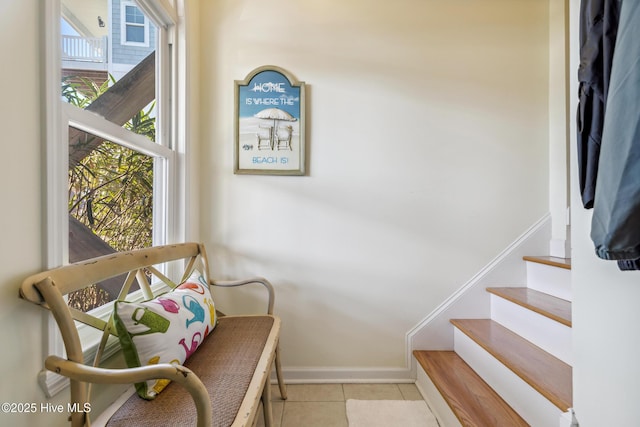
[{"left": 19, "top": 242, "right": 287, "bottom": 427}]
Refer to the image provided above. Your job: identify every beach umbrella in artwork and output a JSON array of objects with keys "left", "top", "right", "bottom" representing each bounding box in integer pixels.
[{"left": 254, "top": 107, "right": 297, "bottom": 128}]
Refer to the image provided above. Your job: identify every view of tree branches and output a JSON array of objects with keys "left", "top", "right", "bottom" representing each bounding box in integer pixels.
[
  {"left": 64, "top": 75, "right": 155, "bottom": 311},
  {"left": 64, "top": 75, "right": 155, "bottom": 253}
]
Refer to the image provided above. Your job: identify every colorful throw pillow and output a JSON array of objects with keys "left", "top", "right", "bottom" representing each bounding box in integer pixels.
[{"left": 113, "top": 271, "right": 217, "bottom": 399}]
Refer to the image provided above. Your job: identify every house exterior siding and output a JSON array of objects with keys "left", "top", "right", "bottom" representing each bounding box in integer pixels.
[{"left": 111, "top": 0, "right": 156, "bottom": 66}]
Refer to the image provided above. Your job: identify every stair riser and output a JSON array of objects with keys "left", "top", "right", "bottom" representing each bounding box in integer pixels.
[
  {"left": 415, "top": 366, "right": 463, "bottom": 427},
  {"left": 491, "top": 295, "right": 572, "bottom": 365},
  {"left": 526, "top": 261, "right": 572, "bottom": 301},
  {"left": 454, "top": 328, "right": 564, "bottom": 427}
]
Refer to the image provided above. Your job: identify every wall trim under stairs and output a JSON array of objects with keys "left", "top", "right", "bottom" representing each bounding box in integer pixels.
[
  {"left": 267, "top": 215, "right": 552, "bottom": 385},
  {"left": 405, "top": 213, "right": 552, "bottom": 371},
  {"left": 277, "top": 366, "right": 414, "bottom": 384}
]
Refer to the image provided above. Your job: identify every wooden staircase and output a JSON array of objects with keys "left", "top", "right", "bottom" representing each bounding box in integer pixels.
[{"left": 414, "top": 256, "right": 572, "bottom": 427}]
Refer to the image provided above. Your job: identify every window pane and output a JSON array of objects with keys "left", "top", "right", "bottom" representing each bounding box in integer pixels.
[
  {"left": 61, "top": 0, "right": 156, "bottom": 140},
  {"left": 68, "top": 126, "right": 154, "bottom": 311},
  {"left": 125, "top": 5, "right": 145, "bottom": 24},
  {"left": 126, "top": 25, "right": 145, "bottom": 43}
]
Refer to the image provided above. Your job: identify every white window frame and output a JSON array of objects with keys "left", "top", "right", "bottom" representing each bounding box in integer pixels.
[
  {"left": 121, "top": 1, "right": 150, "bottom": 47},
  {"left": 41, "top": 0, "right": 188, "bottom": 397}
]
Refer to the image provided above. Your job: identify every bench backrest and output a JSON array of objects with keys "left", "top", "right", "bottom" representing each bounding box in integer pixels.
[{"left": 19, "top": 242, "right": 211, "bottom": 425}]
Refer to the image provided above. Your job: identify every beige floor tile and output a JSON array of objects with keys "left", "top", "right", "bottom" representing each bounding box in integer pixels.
[
  {"left": 258, "top": 383, "right": 424, "bottom": 427},
  {"left": 398, "top": 383, "right": 424, "bottom": 400},
  {"left": 283, "top": 384, "right": 345, "bottom": 402},
  {"left": 253, "top": 401, "right": 284, "bottom": 427},
  {"left": 281, "top": 402, "right": 347, "bottom": 427},
  {"left": 342, "top": 383, "right": 404, "bottom": 400}
]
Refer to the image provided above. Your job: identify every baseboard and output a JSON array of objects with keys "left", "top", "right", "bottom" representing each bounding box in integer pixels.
[{"left": 275, "top": 366, "right": 414, "bottom": 384}]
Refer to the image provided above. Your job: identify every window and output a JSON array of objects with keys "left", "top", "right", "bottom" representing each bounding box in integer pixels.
[
  {"left": 42, "top": 0, "right": 187, "bottom": 397},
  {"left": 125, "top": 4, "right": 146, "bottom": 43},
  {"left": 121, "top": 2, "right": 149, "bottom": 46}
]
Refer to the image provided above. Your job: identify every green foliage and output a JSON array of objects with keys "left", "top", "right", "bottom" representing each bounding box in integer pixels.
[
  {"left": 65, "top": 74, "right": 157, "bottom": 312},
  {"left": 67, "top": 284, "right": 111, "bottom": 313},
  {"left": 65, "top": 75, "right": 156, "bottom": 252},
  {"left": 62, "top": 75, "right": 114, "bottom": 109}
]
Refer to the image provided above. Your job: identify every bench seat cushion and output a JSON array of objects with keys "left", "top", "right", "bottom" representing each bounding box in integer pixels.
[{"left": 106, "top": 315, "right": 275, "bottom": 427}]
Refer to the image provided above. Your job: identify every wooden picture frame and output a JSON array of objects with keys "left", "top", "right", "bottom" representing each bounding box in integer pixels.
[{"left": 234, "top": 66, "right": 306, "bottom": 175}]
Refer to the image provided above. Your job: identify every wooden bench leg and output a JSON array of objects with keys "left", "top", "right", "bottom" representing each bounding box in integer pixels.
[
  {"left": 262, "top": 378, "right": 274, "bottom": 427},
  {"left": 275, "top": 345, "right": 287, "bottom": 400}
]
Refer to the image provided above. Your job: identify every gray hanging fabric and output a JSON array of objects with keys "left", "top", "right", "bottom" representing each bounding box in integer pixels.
[
  {"left": 576, "top": 0, "right": 620, "bottom": 209},
  {"left": 591, "top": 0, "right": 640, "bottom": 262}
]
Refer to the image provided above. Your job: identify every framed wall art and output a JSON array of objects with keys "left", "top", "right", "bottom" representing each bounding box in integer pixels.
[{"left": 234, "top": 65, "right": 306, "bottom": 175}]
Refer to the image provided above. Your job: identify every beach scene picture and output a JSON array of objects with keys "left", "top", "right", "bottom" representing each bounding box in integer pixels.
[{"left": 235, "top": 67, "right": 305, "bottom": 174}]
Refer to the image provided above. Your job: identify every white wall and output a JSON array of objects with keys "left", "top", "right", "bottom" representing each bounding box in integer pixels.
[
  {"left": 0, "top": 1, "right": 71, "bottom": 426},
  {"left": 199, "top": 0, "right": 550, "bottom": 380},
  {"left": 569, "top": 0, "right": 640, "bottom": 425}
]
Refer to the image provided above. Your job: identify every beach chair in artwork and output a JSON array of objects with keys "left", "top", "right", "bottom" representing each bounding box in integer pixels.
[
  {"left": 257, "top": 125, "right": 274, "bottom": 150},
  {"left": 275, "top": 125, "right": 293, "bottom": 151}
]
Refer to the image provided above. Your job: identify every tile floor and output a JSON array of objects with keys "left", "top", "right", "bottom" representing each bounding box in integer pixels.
[{"left": 254, "top": 383, "right": 426, "bottom": 427}]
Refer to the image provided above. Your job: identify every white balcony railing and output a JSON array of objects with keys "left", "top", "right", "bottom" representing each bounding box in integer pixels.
[{"left": 61, "top": 35, "right": 107, "bottom": 63}]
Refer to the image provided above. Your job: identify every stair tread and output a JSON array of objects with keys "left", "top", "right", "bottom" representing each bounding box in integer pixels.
[
  {"left": 414, "top": 350, "right": 528, "bottom": 427},
  {"left": 486, "top": 287, "right": 572, "bottom": 327},
  {"left": 523, "top": 255, "right": 571, "bottom": 269},
  {"left": 451, "top": 318, "right": 572, "bottom": 411}
]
